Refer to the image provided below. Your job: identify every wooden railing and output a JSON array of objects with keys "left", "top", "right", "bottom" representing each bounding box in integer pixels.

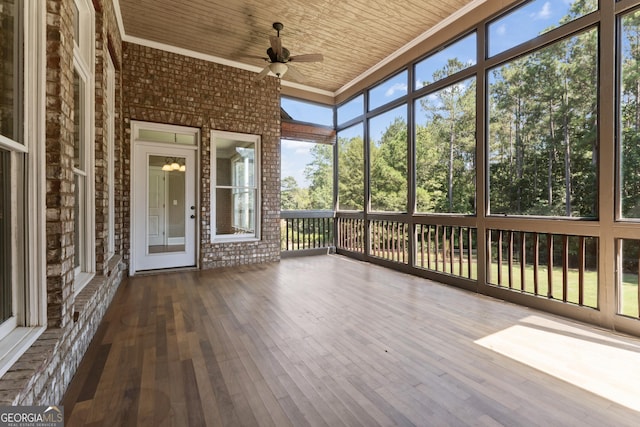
[
  {"left": 280, "top": 211, "right": 334, "bottom": 252},
  {"left": 370, "top": 220, "right": 409, "bottom": 264},
  {"left": 488, "top": 229, "right": 598, "bottom": 308},
  {"left": 415, "top": 224, "right": 476, "bottom": 279},
  {"left": 336, "top": 217, "right": 366, "bottom": 253}
]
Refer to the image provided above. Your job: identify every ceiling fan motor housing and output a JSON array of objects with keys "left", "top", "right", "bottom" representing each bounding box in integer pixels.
[{"left": 267, "top": 47, "right": 290, "bottom": 63}]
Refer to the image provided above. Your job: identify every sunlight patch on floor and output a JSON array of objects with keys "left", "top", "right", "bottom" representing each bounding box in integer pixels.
[{"left": 475, "top": 315, "right": 640, "bottom": 412}]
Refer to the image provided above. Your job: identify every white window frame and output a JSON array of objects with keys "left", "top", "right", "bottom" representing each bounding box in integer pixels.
[
  {"left": 72, "top": 0, "right": 95, "bottom": 294},
  {"left": 211, "top": 130, "right": 261, "bottom": 242},
  {"left": 0, "top": 0, "right": 47, "bottom": 378},
  {"left": 106, "top": 53, "right": 115, "bottom": 259}
]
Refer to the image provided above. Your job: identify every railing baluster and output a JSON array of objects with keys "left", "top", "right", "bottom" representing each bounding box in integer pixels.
[
  {"left": 427, "top": 226, "right": 432, "bottom": 269},
  {"left": 533, "top": 233, "right": 539, "bottom": 296},
  {"left": 520, "top": 232, "right": 526, "bottom": 291},
  {"left": 467, "top": 228, "right": 472, "bottom": 279},
  {"left": 458, "top": 227, "right": 463, "bottom": 277},
  {"left": 420, "top": 225, "right": 425, "bottom": 268},
  {"left": 562, "top": 235, "right": 569, "bottom": 303},
  {"left": 435, "top": 225, "right": 440, "bottom": 272},
  {"left": 450, "top": 226, "right": 455, "bottom": 274},
  {"left": 579, "top": 236, "right": 585, "bottom": 306},
  {"left": 508, "top": 231, "right": 513, "bottom": 289},
  {"left": 497, "top": 230, "right": 503, "bottom": 286},
  {"left": 547, "top": 234, "right": 554, "bottom": 298}
]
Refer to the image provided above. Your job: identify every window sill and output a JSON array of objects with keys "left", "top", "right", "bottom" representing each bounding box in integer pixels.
[
  {"left": 0, "top": 326, "right": 45, "bottom": 378},
  {"left": 74, "top": 271, "right": 95, "bottom": 298},
  {"left": 212, "top": 236, "right": 260, "bottom": 244}
]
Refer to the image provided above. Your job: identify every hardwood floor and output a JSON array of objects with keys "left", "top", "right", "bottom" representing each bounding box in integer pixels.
[{"left": 62, "top": 255, "right": 640, "bottom": 426}]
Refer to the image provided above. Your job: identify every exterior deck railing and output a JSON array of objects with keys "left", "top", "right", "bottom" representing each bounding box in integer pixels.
[
  {"left": 280, "top": 210, "right": 334, "bottom": 253},
  {"left": 487, "top": 229, "right": 598, "bottom": 309}
]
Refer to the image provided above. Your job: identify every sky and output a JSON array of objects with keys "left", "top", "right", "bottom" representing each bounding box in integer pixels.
[
  {"left": 281, "top": 139, "right": 316, "bottom": 187},
  {"left": 282, "top": 0, "right": 592, "bottom": 188}
]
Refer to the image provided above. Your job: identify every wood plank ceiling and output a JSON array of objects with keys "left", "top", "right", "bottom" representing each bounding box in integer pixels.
[{"left": 117, "top": 0, "right": 477, "bottom": 95}]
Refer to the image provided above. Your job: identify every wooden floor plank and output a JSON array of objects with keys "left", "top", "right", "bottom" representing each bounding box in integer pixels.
[{"left": 62, "top": 255, "right": 640, "bottom": 426}]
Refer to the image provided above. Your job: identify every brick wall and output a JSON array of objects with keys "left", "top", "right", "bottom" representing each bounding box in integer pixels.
[
  {"left": 122, "top": 43, "right": 282, "bottom": 269},
  {"left": 0, "top": 0, "right": 125, "bottom": 405}
]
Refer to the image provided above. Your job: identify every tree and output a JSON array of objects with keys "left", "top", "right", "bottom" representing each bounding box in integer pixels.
[
  {"left": 304, "top": 144, "right": 333, "bottom": 210},
  {"left": 281, "top": 176, "right": 310, "bottom": 210}
]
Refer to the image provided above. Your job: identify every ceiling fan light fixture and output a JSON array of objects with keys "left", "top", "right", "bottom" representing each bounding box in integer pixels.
[{"left": 269, "top": 62, "right": 288, "bottom": 77}]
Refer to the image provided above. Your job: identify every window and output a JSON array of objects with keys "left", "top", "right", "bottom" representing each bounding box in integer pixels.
[
  {"left": 487, "top": 0, "right": 597, "bottom": 57},
  {"left": 620, "top": 9, "right": 640, "bottom": 219},
  {"left": 368, "top": 71, "right": 408, "bottom": 111},
  {"left": 487, "top": 28, "right": 598, "bottom": 217},
  {"left": 72, "top": 0, "right": 95, "bottom": 292},
  {"left": 0, "top": 0, "right": 46, "bottom": 376},
  {"left": 281, "top": 97, "right": 333, "bottom": 126},
  {"left": 281, "top": 140, "right": 333, "bottom": 210},
  {"left": 369, "top": 105, "right": 407, "bottom": 212},
  {"left": 415, "top": 77, "right": 476, "bottom": 214},
  {"left": 212, "top": 131, "right": 260, "bottom": 241},
  {"left": 106, "top": 54, "right": 115, "bottom": 258},
  {"left": 0, "top": 151, "right": 10, "bottom": 325},
  {"left": 414, "top": 32, "right": 476, "bottom": 89},
  {"left": 337, "top": 95, "right": 364, "bottom": 126},
  {"left": 337, "top": 123, "right": 364, "bottom": 211}
]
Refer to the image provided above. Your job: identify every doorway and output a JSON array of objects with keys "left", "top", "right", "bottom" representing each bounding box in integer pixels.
[{"left": 131, "top": 123, "right": 198, "bottom": 274}]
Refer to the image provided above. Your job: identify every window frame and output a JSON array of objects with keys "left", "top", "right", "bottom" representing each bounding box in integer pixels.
[
  {"left": 106, "top": 53, "right": 115, "bottom": 259},
  {"left": 0, "top": 0, "right": 47, "bottom": 378},
  {"left": 211, "top": 130, "right": 261, "bottom": 243},
  {"left": 71, "top": 0, "right": 96, "bottom": 294}
]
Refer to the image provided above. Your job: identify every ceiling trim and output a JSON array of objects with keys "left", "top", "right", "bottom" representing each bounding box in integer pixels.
[{"left": 334, "top": 0, "right": 487, "bottom": 97}]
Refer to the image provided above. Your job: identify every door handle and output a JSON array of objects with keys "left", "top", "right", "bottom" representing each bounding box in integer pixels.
[{"left": 190, "top": 214, "right": 196, "bottom": 219}]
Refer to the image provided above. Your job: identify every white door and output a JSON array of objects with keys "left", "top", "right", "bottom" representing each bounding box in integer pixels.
[{"left": 132, "top": 144, "right": 197, "bottom": 273}]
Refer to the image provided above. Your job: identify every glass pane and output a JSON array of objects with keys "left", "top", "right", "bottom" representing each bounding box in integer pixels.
[
  {"left": 138, "top": 129, "right": 196, "bottom": 145},
  {"left": 337, "top": 95, "right": 364, "bottom": 125},
  {"left": 281, "top": 97, "right": 333, "bottom": 126},
  {"left": 369, "top": 105, "right": 407, "bottom": 212},
  {"left": 281, "top": 140, "right": 333, "bottom": 210},
  {"left": 73, "top": 70, "right": 83, "bottom": 170},
  {"left": 488, "top": 29, "right": 597, "bottom": 217},
  {"left": 0, "top": 150, "right": 11, "bottom": 322},
  {"left": 148, "top": 155, "right": 186, "bottom": 253},
  {"left": 619, "top": 239, "right": 640, "bottom": 318},
  {"left": 216, "top": 188, "right": 256, "bottom": 235},
  {"left": 74, "top": 174, "right": 82, "bottom": 269},
  {"left": 215, "top": 137, "right": 257, "bottom": 237},
  {"left": 488, "top": 0, "right": 597, "bottom": 57},
  {"left": 415, "top": 32, "right": 476, "bottom": 89},
  {"left": 0, "top": 0, "right": 21, "bottom": 142},
  {"left": 369, "top": 71, "right": 408, "bottom": 111},
  {"left": 415, "top": 77, "right": 476, "bottom": 214},
  {"left": 620, "top": 10, "right": 640, "bottom": 218},
  {"left": 338, "top": 123, "right": 364, "bottom": 211}
]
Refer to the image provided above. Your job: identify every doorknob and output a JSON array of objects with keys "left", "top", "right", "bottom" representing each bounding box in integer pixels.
[
  {"left": 190, "top": 206, "right": 195, "bottom": 210},
  {"left": 190, "top": 214, "right": 196, "bottom": 219}
]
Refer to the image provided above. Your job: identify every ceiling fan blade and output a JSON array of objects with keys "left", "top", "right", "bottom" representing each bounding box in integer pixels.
[
  {"left": 269, "top": 35, "right": 283, "bottom": 59},
  {"left": 284, "top": 64, "right": 306, "bottom": 82},
  {"left": 289, "top": 53, "right": 323, "bottom": 63},
  {"left": 254, "top": 65, "right": 271, "bottom": 81},
  {"left": 240, "top": 54, "right": 269, "bottom": 61}
]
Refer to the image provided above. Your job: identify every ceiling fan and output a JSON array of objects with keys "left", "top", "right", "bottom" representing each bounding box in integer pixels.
[{"left": 254, "top": 22, "right": 323, "bottom": 82}]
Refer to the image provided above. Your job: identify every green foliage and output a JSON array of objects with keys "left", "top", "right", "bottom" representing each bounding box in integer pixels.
[
  {"left": 338, "top": 134, "right": 365, "bottom": 210},
  {"left": 488, "top": 27, "right": 598, "bottom": 217}
]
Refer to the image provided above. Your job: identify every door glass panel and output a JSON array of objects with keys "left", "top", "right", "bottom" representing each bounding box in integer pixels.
[{"left": 148, "top": 155, "right": 186, "bottom": 253}]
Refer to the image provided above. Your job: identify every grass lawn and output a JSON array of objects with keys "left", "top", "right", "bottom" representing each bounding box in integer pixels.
[{"left": 415, "top": 251, "right": 639, "bottom": 317}]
